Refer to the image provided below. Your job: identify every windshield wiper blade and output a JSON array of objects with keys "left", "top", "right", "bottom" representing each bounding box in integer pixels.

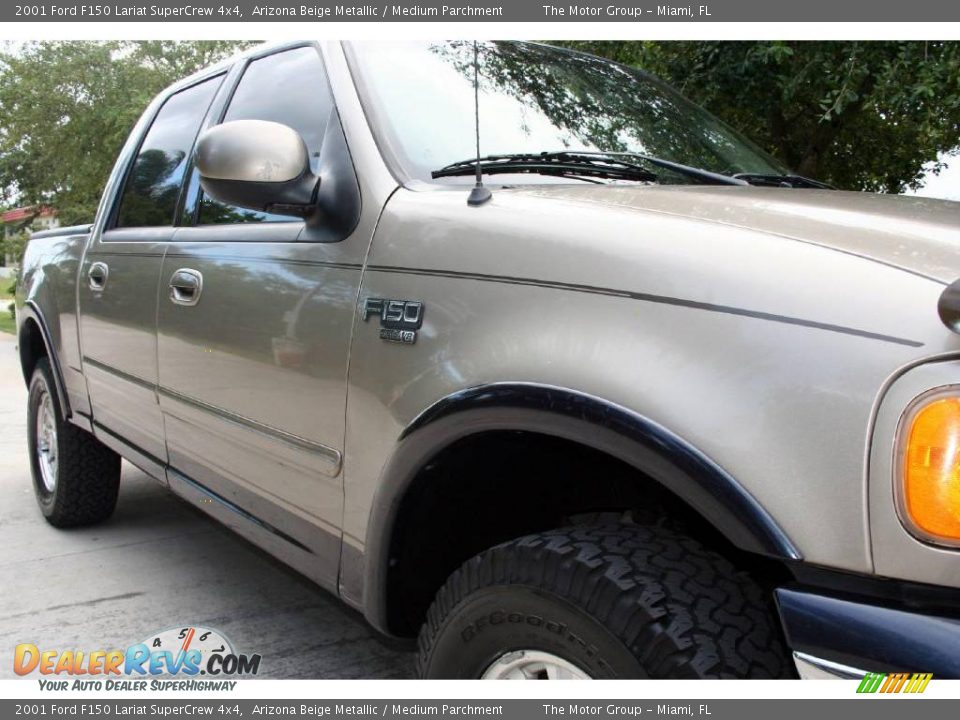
[
  {"left": 432, "top": 151, "right": 750, "bottom": 187},
  {"left": 566, "top": 151, "right": 749, "bottom": 186},
  {"left": 732, "top": 173, "right": 835, "bottom": 190},
  {"left": 572, "top": 153, "right": 829, "bottom": 189},
  {"left": 431, "top": 152, "right": 659, "bottom": 184}
]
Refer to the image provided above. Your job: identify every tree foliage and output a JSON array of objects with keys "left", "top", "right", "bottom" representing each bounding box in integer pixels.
[
  {"left": 1, "top": 228, "right": 28, "bottom": 267},
  {"left": 0, "top": 41, "right": 253, "bottom": 224},
  {"left": 556, "top": 41, "right": 960, "bottom": 192},
  {"left": 2, "top": 41, "right": 958, "bottom": 214},
  {"left": 433, "top": 41, "right": 780, "bottom": 178}
]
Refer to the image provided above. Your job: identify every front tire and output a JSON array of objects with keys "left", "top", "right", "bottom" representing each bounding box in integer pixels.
[
  {"left": 28, "top": 358, "right": 121, "bottom": 527},
  {"left": 417, "top": 523, "right": 792, "bottom": 679}
]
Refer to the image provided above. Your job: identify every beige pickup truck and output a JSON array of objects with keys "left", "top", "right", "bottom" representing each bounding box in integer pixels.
[{"left": 15, "top": 40, "right": 960, "bottom": 679}]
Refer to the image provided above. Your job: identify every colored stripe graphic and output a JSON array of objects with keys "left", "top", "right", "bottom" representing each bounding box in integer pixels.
[{"left": 857, "top": 672, "right": 932, "bottom": 694}]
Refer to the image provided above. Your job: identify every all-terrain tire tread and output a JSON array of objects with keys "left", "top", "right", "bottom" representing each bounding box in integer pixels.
[
  {"left": 416, "top": 523, "right": 792, "bottom": 679},
  {"left": 31, "top": 358, "right": 120, "bottom": 528}
]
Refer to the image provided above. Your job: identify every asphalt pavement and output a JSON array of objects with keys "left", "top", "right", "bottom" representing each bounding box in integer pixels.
[{"left": 0, "top": 332, "right": 414, "bottom": 679}]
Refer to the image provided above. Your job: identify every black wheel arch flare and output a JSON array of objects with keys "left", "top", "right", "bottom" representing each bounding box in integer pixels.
[
  {"left": 361, "top": 381, "right": 801, "bottom": 634},
  {"left": 18, "top": 301, "right": 71, "bottom": 420}
]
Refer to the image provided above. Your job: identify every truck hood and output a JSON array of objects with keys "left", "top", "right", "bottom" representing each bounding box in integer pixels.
[{"left": 517, "top": 185, "right": 960, "bottom": 284}]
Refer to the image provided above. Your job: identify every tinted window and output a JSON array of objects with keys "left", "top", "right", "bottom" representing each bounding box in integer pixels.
[
  {"left": 115, "top": 76, "right": 222, "bottom": 228},
  {"left": 198, "top": 47, "right": 335, "bottom": 225},
  {"left": 351, "top": 41, "right": 786, "bottom": 184}
]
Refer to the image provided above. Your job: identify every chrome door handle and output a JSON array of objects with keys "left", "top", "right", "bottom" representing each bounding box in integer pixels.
[
  {"left": 169, "top": 268, "right": 203, "bottom": 307},
  {"left": 88, "top": 262, "right": 109, "bottom": 291}
]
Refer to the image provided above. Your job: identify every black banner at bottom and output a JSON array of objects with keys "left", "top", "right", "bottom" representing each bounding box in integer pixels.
[{"left": 1, "top": 699, "right": 955, "bottom": 720}]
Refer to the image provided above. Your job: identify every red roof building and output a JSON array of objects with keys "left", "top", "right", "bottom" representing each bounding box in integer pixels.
[
  {"left": 2, "top": 206, "right": 55, "bottom": 225},
  {"left": 2, "top": 206, "right": 58, "bottom": 268}
]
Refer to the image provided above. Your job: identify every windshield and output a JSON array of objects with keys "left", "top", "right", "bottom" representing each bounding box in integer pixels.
[{"left": 348, "top": 41, "right": 788, "bottom": 185}]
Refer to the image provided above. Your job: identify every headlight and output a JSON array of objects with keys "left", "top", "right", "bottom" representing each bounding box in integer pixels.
[{"left": 897, "top": 389, "right": 960, "bottom": 546}]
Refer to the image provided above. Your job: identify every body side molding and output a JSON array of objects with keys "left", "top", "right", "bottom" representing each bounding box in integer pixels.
[{"left": 361, "top": 382, "right": 800, "bottom": 633}]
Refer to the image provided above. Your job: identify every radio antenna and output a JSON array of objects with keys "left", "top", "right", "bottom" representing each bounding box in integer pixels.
[{"left": 467, "top": 40, "right": 492, "bottom": 206}]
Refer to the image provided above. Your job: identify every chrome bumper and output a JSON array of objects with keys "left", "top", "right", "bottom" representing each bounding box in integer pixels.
[
  {"left": 792, "top": 651, "right": 865, "bottom": 680},
  {"left": 777, "top": 588, "right": 960, "bottom": 679}
]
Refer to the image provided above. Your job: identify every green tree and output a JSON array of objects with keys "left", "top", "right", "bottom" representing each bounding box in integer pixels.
[
  {"left": 1, "top": 227, "right": 28, "bottom": 267},
  {"left": 555, "top": 41, "right": 960, "bottom": 192},
  {"left": 0, "top": 41, "right": 253, "bottom": 225}
]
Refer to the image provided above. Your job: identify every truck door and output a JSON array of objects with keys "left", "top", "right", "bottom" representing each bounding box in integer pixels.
[
  {"left": 155, "top": 45, "right": 364, "bottom": 589},
  {"left": 78, "top": 74, "right": 224, "bottom": 469}
]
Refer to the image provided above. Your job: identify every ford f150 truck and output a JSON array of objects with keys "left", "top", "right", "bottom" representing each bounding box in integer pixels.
[{"left": 15, "top": 40, "right": 960, "bottom": 680}]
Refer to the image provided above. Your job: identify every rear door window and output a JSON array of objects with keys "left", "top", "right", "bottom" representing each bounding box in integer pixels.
[{"left": 114, "top": 75, "right": 223, "bottom": 229}]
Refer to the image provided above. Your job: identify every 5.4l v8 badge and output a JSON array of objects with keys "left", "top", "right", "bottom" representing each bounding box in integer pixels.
[{"left": 363, "top": 298, "right": 424, "bottom": 345}]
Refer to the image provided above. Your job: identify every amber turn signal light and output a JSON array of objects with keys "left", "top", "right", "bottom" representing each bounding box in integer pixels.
[{"left": 901, "top": 395, "right": 960, "bottom": 544}]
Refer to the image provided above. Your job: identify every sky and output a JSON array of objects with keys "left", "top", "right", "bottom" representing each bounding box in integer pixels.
[{"left": 906, "top": 152, "right": 960, "bottom": 201}]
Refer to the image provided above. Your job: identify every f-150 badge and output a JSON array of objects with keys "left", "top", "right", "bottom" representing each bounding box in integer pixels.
[{"left": 363, "top": 298, "right": 424, "bottom": 345}]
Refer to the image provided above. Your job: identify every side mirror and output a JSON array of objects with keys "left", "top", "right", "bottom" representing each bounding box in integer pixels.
[
  {"left": 939, "top": 278, "right": 960, "bottom": 334},
  {"left": 195, "top": 119, "right": 320, "bottom": 218}
]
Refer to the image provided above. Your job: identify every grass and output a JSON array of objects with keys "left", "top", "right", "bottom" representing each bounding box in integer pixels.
[{"left": 0, "top": 293, "right": 14, "bottom": 335}]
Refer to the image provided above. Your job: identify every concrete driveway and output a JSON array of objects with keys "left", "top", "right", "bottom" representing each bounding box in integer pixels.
[{"left": 0, "top": 332, "right": 414, "bottom": 679}]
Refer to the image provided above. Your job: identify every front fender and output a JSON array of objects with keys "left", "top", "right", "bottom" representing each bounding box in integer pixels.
[
  {"left": 357, "top": 382, "right": 800, "bottom": 633},
  {"left": 341, "top": 186, "right": 951, "bottom": 630}
]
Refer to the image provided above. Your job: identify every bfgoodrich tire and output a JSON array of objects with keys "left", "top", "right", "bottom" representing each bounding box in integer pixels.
[
  {"left": 417, "top": 523, "right": 792, "bottom": 679},
  {"left": 28, "top": 358, "right": 121, "bottom": 528}
]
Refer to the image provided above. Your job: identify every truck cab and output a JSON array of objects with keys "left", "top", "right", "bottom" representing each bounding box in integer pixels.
[{"left": 16, "top": 40, "right": 960, "bottom": 680}]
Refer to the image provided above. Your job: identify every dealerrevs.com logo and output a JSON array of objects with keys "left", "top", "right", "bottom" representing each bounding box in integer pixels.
[{"left": 14, "top": 626, "right": 260, "bottom": 691}]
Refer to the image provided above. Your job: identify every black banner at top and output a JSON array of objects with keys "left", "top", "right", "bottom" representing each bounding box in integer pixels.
[{"left": 6, "top": 0, "right": 960, "bottom": 22}]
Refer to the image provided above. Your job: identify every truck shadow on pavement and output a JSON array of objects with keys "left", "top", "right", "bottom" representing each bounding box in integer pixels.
[
  {"left": 2, "top": 455, "right": 414, "bottom": 679},
  {"left": 0, "top": 333, "right": 413, "bottom": 680}
]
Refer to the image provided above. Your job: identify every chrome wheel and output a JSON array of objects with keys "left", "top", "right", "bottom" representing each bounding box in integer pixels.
[
  {"left": 35, "top": 388, "right": 58, "bottom": 493},
  {"left": 481, "top": 650, "right": 591, "bottom": 679}
]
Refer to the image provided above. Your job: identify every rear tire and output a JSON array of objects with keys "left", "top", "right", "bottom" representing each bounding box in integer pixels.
[
  {"left": 28, "top": 358, "right": 121, "bottom": 527},
  {"left": 417, "top": 523, "right": 792, "bottom": 679}
]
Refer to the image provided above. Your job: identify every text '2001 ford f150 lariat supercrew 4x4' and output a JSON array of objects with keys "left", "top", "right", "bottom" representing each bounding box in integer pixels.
[{"left": 15, "top": 40, "right": 960, "bottom": 680}]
